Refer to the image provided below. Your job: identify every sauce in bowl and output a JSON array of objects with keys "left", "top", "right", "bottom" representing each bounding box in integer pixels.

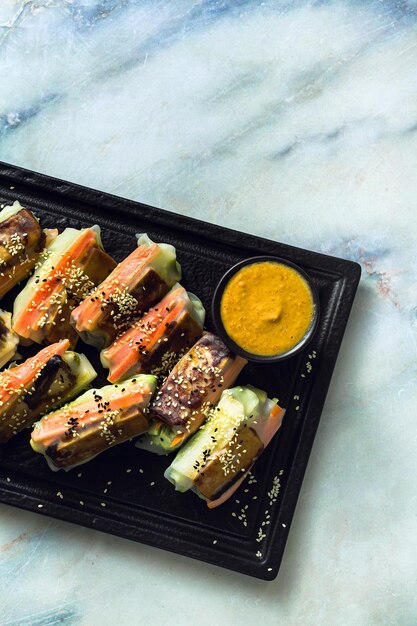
[{"left": 216, "top": 259, "right": 317, "bottom": 360}]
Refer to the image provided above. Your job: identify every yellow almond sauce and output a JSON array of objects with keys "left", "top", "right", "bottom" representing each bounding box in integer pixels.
[{"left": 220, "top": 261, "right": 314, "bottom": 356}]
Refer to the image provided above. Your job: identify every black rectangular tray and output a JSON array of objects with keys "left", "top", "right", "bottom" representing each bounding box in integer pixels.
[{"left": 0, "top": 161, "right": 360, "bottom": 580}]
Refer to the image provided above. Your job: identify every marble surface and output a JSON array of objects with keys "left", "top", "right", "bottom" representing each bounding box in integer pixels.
[{"left": 0, "top": 1, "right": 416, "bottom": 624}]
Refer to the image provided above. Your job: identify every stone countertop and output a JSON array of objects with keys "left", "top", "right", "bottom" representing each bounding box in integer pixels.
[{"left": 0, "top": 1, "right": 416, "bottom": 625}]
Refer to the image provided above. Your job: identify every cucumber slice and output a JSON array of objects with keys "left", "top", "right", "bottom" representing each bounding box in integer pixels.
[
  {"left": 188, "top": 292, "right": 205, "bottom": 327},
  {"left": 164, "top": 386, "right": 269, "bottom": 492},
  {"left": 0, "top": 201, "right": 28, "bottom": 223}
]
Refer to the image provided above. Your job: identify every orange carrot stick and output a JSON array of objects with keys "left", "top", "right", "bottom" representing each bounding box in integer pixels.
[
  {"left": 32, "top": 385, "right": 148, "bottom": 449},
  {"left": 170, "top": 433, "right": 186, "bottom": 448},
  {"left": 106, "top": 300, "right": 184, "bottom": 382}
]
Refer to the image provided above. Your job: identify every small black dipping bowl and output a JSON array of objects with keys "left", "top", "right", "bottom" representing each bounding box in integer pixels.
[{"left": 212, "top": 256, "right": 320, "bottom": 363}]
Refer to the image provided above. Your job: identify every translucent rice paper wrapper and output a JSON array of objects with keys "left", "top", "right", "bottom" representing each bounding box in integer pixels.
[
  {"left": 0, "top": 339, "right": 97, "bottom": 443},
  {"left": 71, "top": 233, "right": 181, "bottom": 350},
  {"left": 136, "top": 332, "right": 246, "bottom": 455},
  {"left": 13, "top": 226, "right": 116, "bottom": 347},
  {"left": 101, "top": 283, "right": 205, "bottom": 383},
  {"left": 31, "top": 374, "right": 157, "bottom": 471},
  {"left": 165, "top": 385, "right": 285, "bottom": 508}
]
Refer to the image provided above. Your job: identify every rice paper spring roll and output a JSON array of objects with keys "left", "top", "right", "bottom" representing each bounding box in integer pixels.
[
  {"left": 101, "top": 284, "right": 205, "bottom": 383},
  {"left": 0, "top": 310, "right": 19, "bottom": 369},
  {"left": 71, "top": 234, "right": 181, "bottom": 350},
  {"left": 12, "top": 226, "right": 116, "bottom": 348},
  {"left": 165, "top": 385, "right": 285, "bottom": 508},
  {"left": 31, "top": 374, "right": 157, "bottom": 471},
  {"left": 0, "top": 201, "right": 52, "bottom": 300},
  {"left": 137, "top": 332, "right": 246, "bottom": 454},
  {"left": 0, "top": 339, "right": 97, "bottom": 444}
]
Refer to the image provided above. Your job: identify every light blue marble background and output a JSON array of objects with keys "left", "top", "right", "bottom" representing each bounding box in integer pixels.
[{"left": 0, "top": 1, "right": 416, "bottom": 624}]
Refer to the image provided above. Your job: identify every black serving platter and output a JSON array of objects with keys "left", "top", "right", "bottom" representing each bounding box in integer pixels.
[{"left": 0, "top": 161, "right": 360, "bottom": 580}]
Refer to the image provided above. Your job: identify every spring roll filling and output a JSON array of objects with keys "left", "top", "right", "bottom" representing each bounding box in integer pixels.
[
  {"left": 137, "top": 333, "right": 246, "bottom": 455},
  {"left": 0, "top": 204, "right": 45, "bottom": 297},
  {"left": 101, "top": 286, "right": 205, "bottom": 383},
  {"left": 71, "top": 234, "right": 181, "bottom": 349},
  {"left": 31, "top": 375, "right": 156, "bottom": 470},
  {"left": 150, "top": 333, "right": 239, "bottom": 430},
  {"left": 13, "top": 227, "right": 115, "bottom": 346},
  {"left": 165, "top": 386, "right": 284, "bottom": 505},
  {"left": 0, "top": 347, "right": 96, "bottom": 443}
]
